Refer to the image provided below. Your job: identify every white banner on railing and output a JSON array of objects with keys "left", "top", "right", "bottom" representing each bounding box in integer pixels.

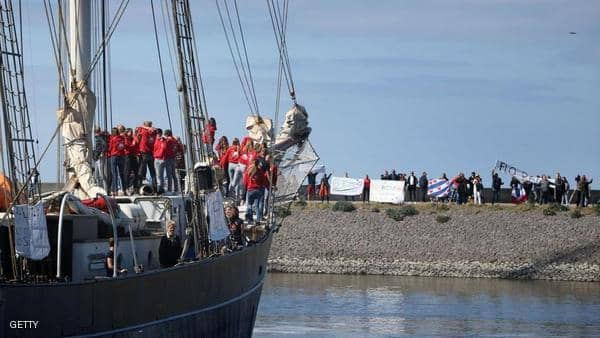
[
  {"left": 370, "top": 179, "right": 406, "bottom": 204},
  {"left": 330, "top": 176, "right": 363, "bottom": 196},
  {"left": 14, "top": 201, "right": 50, "bottom": 260},
  {"left": 206, "top": 191, "right": 230, "bottom": 241}
]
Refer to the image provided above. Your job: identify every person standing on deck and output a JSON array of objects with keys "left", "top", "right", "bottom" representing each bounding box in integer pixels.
[
  {"left": 158, "top": 220, "right": 182, "bottom": 268},
  {"left": 108, "top": 126, "right": 127, "bottom": 195},
  {"left": 93, "top": 126, "right": 109, "bottom": 192},
  {"left": 136, "top": 121, "right": 157, "bottom": 193},
  {"left": 164, "top": 130, "right": 178, "bottom": 192},
  {"left": 221, "top": 138, "right": 241, "bottom": 200},
  {"left": 124, "top": 128, "right": 138, "bottom": 195},
  {"left": 243, "top": 158, "right": 269, "bottom": 224},
  {"left": 153, "top": 129, "right": 167, "bottom": 194}
]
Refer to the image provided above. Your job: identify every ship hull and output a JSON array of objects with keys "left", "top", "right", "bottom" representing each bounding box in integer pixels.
[{"left": 0, "top": 230, "right": 272, "bottom": 338}]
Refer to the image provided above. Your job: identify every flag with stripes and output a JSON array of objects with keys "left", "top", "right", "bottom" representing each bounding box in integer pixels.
[{"left": 427, "top": 178, "right": 451, "bottom": 198}]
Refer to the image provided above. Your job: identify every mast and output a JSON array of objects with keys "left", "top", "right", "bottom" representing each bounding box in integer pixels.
[{"left": 69, "top": 0, "right": 90, "bottom": 86}]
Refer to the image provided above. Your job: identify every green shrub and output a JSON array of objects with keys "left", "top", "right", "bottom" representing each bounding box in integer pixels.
[
  {"left": 436, "top": 204, "right": 450, "bottom": 211},
  {"left": 593, "top": 204, "right": 600, "bottom": 216},
  {"left": 332, "top": 201, "right": 356, "bottom": 212},
  {"left": 543, "top": 207, "right": 556, "bottom": 216},
  {"left": 274, "top": 206, "right": 291, "bottom": 219},
  {"left": 436, "top": 215, "right": 451, "bottom": 223},
  {"left": 398, "top": 205, "right": 419, "bottom": 217},
  {"left": 548, "top": 203, "right": 569, "bottom": 212},
  {"left": 386, "top": 208, "right": 405, "bottom": 221},
  {"left": 570, "top": 208, "right": 583, "bottom": 219},
  {"left": 370, "top": 207, "right": 380, "bottom": 213},
  {"left": 293, "top": 199, "right": 307, "bottom": 208}
]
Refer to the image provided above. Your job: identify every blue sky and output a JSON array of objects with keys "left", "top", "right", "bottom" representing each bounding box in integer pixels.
[{"left": 16, "top": 1, "right": 600, "bottom": 187}]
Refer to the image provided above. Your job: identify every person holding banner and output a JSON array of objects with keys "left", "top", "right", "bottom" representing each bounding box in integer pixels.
[{"left": 363, "top": 175, "right": 371, "bottom": 203}]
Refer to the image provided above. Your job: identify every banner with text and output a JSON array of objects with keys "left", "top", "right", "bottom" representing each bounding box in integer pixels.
[
  {"left": 330, "top": 176, "right": 363, "bottom": 196},
  {"left": 494, "top": 160, "right": 541, "bottom": 184},
  {"left": 370, "top": 179, "right": 405, "bottom": 204}
]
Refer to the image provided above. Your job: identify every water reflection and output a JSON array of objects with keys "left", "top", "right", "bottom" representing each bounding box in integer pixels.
[{"left": 255, "top": 273, "right": 600, "bottom": 337}]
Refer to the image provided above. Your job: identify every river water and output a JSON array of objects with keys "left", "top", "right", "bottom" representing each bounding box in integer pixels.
[{"left": 255, "top": 273, "right": 600, "bottom": 337}]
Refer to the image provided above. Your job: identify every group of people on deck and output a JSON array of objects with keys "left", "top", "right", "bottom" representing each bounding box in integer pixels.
[{"left": 93, "top": 121, "right": 185, "bottom": 196}]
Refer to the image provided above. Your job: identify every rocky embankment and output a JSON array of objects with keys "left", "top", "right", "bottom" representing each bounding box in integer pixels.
[{"left": 268, "top": 203, "right": 600, "bottom": 282}]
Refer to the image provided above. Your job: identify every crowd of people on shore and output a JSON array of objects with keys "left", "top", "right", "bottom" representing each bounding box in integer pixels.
[
  {"left": 93, "top": 117, "right": 278, "bottom": 225},
  {"left": 304, "top": 169, "right": 596, "bottom": 207}
]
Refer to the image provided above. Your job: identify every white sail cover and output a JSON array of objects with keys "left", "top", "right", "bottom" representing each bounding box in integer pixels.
[
  {"left": 57, "top": 81, "right": 105, "bottom": 199},
  {"left": 14, "top": 201, "right": 50, "bottom": 260},
  {"left": 245, "top": 116, "right": 273, "bottom": 144},
  {"left": 273, "top": 104, "right": 311, "bottom": 151},
  {"left": 273, "top": 140, "right": 319, "bottom": 203},
  {"left": 206, "top": 191, "right": 230, "bottom": 241}
]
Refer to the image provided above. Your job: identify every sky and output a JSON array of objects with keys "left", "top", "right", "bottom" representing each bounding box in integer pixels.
[{"left": 12, "top": 0, "right": 600, "bottom": 187}]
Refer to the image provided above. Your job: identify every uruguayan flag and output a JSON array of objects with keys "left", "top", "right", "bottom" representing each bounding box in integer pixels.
[{"left": 428, "top": 179, "right": 451, "bottom": 198}]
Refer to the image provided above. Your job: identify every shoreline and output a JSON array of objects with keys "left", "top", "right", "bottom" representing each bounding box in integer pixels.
[{"left": 267, "top": 202, "right": 600, "bottom": 282}]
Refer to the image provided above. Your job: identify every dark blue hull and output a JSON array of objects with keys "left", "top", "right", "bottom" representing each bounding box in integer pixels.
[{"left": 0, "top": 231, "right": 272, "bottom": 338}]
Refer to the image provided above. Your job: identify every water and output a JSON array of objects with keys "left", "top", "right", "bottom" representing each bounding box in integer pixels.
[{"left": 255, "top": 273, "right": 600, "bottom": 337}]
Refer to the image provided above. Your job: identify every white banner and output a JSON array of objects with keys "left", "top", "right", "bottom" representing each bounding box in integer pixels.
[
  {"left": 494, "top": 160, "right": 541, "bottom": 184},
  {"left": 330, "top": 176, "right": 363, "bottom": 196},
  {"left": 205, "top": 191, "right": 230, "bottom": 241},
  {"left": 14, "top": 201, "right": 50, "bottom": 260},
  {"left": 370, "top": 179, "right": 406, "bottom": 204}
]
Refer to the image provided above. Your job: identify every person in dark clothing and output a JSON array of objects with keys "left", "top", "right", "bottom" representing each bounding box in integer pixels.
[
  {"left": 554, "top": 173, "right": 564, "bottom": 204},
  {"left": 407, "top": 171, "right": 418, "bottom": 203},
  {"left": 578, "top": 175, "right": 593, "bottom": 207},
  {"left": 319, "top": 173, "right": 332, "bottom": 203},
  {"left": 523, "top": 179, "right": 533, "bottom": 203},
  {"left": 571, "top": 175, "right": 581, "bottom": 205},
  {"left": 419, "top": 172, "right": 428, "bottom": 202},
  {"left": 159, "top": 220, "right": 182, "bottom": 268},
  {"left": 363, "top": 175, "right": 371, "bottom": 203},
  {"left": 225, "top": 205, "right": 244, "bottom": 248},
  {"left": 306, "top": 172, "right": 317, "bottom": 201},
  {"left": 104, "top": 237, "right": 127, "bottom": 277},
  {"left": 491, "top": 172, "right": 503, "bottom": 205},
  {"left": 456, "top": 173, "right": 468, "bottom": 205},
  {"left": 539, "top": 175, "right": 550, "bottom": 205}
]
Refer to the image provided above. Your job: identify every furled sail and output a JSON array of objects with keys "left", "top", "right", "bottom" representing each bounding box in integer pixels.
[
  {"left": 273, "top": 103, "right": 311, "bottom": 152},
  {"left": 245, "top": 116, "right": 273, "bottom": 144},
  {"left": 57, "top": 81, "right": 105, "bottom": 199}
]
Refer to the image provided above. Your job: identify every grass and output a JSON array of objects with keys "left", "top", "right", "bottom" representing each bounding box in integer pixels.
[
  {"left": 435, "top": 215, "right": 451, "bottom": 223},
  {"left": 570, "top": 208, "right": 583, "bottom": 219},
  {"left": 542, "top": 207, "right": 556, "bottom": 216},
  {"left": 273, "top": 206, "right": 291, "bottom": 219},
  {"left": 593, "top": 204, "right": 600, "bottom": 216},
  {"left": 332, "top": 201, "right": 356, "bottom": 212},
  {"left": 386, "top": 208, "right": 405, "bottom": 221}
]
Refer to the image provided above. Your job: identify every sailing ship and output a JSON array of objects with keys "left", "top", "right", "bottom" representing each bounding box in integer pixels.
[{"left": 0, "top": 1, "right": 317, "bottom": 337}]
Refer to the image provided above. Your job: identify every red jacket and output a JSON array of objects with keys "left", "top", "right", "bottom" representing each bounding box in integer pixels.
[
  {"left": 136, "top": 126, "right": 156, "bottom": 154},
  {"left": 219, "top": 145, "right": 240, "bottom": 168},
  {"left": 124, "top": 136, "right": 137, "bottom": 156},
  {"left": 165, "top": 136, "right": 178, "bottom": 159},
  {"left": 153, "top": 136, "right": 167, "bottom": 160},
  {"left": 364, "top": 178, "right": 371, "bottom": 188},
  {"left": 202, "top": 124, "right": 216, "bottom": 144},
  {"left": 108, "top": 134, "right": 127, "bottom": 157},
  {"left": 243, "top": 166, "right": 269, "bottom": 191}
]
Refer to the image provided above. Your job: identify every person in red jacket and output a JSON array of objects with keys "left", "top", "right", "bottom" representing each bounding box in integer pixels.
[
  {"left": 243, "top": 158, "right": 269, "bottom": 224},
  {"left": 153, "top": 128, "right": 167, "bottom": 194},
  {"left": 363, "top": 175, "right": 371, "bottom": 203},
  {"left": 174, "top": 137, "right": 186, "bottom": 191},
  {"left": 164, "top": 129, "right": 179, "bottom": 192},
  {"left": 220, "top": 138, "right": 241, "bottom": 199},
  {"left": 135, "top": 121, "right": 157, "bottom": 193},
  {"left": 202, "top": 117, "right": 217, "bottom": 149},
  {"left": 123, "top": 128, "right": 138, "bottom": 194},
  {"left": 108, "top": 126, "right": 127, "bottom": 195}
]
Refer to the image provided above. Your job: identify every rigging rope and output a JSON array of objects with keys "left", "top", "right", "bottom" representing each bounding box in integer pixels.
[
  {"left": 150, "top": 0, "right": 173, "bottom": 131},
  {"left": 273, "top": 0, "right": 289, "bottom": 143},
  {"left": 266, "top": 0, "right": 295, "bottom": 102},
  {"left": 215, "top": 0, "right": 260, "bottom": 117}
]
